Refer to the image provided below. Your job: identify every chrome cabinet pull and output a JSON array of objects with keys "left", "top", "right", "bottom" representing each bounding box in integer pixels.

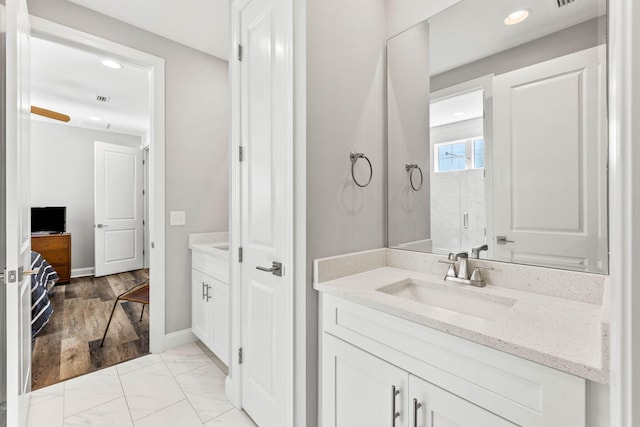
[
  {"left": 256, "top": 261, "right": 283, "bottom": 277},
  {"left": 413, "top": 398, "right": 422, "bottom": 427},
  {"left": 391, "top": 385, "right": 400, "bottom": 426},
  {"left": 205, "top": 284, "right": 212, "bottom": 302}
]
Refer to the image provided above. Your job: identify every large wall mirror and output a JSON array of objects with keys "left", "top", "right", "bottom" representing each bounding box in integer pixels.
[{"left": 387, "top": 0, "right": 608, "bottom": 274}]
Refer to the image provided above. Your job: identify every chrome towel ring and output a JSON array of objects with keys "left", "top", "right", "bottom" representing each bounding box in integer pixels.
[
  {"left": 405, "top": 163, "right": 423, "bottom": 191},
  {"left": 350, "top": 151, "right": 373, "bottom": 188}
]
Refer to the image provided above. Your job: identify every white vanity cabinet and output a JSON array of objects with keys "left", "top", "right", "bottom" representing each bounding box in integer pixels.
[
  {"left": 320, "top": 294, "right": 587, "bottom": 427},
  {"left": 324, "top": 334, "right": 515, "bottom": 427},
  {"left": 191, "top": 248, "right": 229, "bottom": 365}
]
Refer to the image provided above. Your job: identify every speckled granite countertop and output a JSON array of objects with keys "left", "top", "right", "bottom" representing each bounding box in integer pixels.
[
  {"left": 188, "top": 232, "right": 229, "bottom": 259},
  {"left": 314, "top": 249, "right": 609, "bottom": 383}
]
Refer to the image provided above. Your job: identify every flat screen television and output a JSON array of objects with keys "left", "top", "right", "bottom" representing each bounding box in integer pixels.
[{"left": 31, "top": 207, "right": 66, "bottom": 234}]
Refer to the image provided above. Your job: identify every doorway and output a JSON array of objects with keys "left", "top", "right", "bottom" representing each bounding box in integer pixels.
[{"left": 27, "top": 18, "right": 166, "bottom": 389}]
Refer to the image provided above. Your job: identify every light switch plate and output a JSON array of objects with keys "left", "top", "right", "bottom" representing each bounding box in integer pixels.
[{"left": 170, "top": 211, "right": 186, "bottom": 226}]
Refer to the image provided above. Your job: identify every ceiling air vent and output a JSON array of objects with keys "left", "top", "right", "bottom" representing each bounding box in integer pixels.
[
  {"left": 95, "top": 95, "right": 110, "bottom": 103},
  {"left": 556, "top": 0, "right": 576, "bottom": 7}
]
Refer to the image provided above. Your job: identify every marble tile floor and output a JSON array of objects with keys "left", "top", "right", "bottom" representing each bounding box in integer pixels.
[{"left": 27, "top": 342, "right": 257, "bottom": 427}]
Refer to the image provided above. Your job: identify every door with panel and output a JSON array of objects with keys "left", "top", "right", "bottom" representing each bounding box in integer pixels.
[
  {"left": 492, "top": 46, "right": 607, "bottom": 272},
  {"left": 191, "top": 268, "right": 214, "bottom": 349},
  {"left": 94, "top": 141, "right": 144, "bottom": 277},
  {"left": 409, "top": 375, "right": 516, "bottom": 427},
  {"left": 2, "top": 1, "right": 32, "bottom": 426},
  {"left": 239, "top": 0, "right": 293, "bottom": 425},
  {"left": 322, "top": 335, "right": 408, "bottom": 427}
]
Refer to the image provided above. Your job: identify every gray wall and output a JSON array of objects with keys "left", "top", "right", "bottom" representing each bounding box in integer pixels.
[
  {"left": 30, "top": 121, "right": 141, "bottom": 271},
  {"left": 432, "top": 17, "right": 607, "bottom": 91},
  {"left": 27, "top": 0, "right": 230, "bottom": 334},
  {"left": 386, "top": 0, "right": 459, "bottom": 38},
  {"left": 306, "top": 0, "right": 387, "bottom": 424},
  {"left": 387, "top": 21, "right": 431, "bottom": 247}
]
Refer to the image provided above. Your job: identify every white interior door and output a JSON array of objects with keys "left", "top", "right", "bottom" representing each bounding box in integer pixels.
[
  {"left": 94, "top": 141, "right": 144, "bottom": 277},
  {"left": 239, "top": 0, "right": 293, "bottom": 425},
  {"left": 492, "top": 46, "right": 607, "bottom": 272},
  {"left": 2, "top": 1, "right": 32, "bottom": 426}
]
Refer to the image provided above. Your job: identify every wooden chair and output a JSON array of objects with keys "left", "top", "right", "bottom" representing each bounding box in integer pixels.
[{"left": 100, "top": 280, "right": 149, "bottom": 347}]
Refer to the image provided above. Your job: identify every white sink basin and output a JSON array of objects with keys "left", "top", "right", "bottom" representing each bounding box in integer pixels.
[{"left": 377, "top": 279, "right": 516, "bottom": 321}]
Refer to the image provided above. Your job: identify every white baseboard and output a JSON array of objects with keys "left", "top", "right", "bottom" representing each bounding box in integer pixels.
[
  {"left": 225, "top": 375, "right": 241, "bottom": 409},
  {"left": 163, "top": 329, "right": 197, "bottom": 351},
  {"left": 71, "top": 267, "right": 95, "bottom": 278}
]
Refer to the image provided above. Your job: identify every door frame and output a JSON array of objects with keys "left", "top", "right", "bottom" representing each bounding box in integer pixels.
[
  {"left": 229, "top": 1, "right": 296, "bottom": 425},
  {"left": 29, "top": 17, "right": 168, "bottom": 353}
]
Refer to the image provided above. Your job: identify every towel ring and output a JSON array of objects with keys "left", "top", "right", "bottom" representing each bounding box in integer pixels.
[
  {"left": 350, "top": 151, "right": 373, "bottom": 188},
  {"left": 405, "top": 163, "right": 423, "bottom": 191}
]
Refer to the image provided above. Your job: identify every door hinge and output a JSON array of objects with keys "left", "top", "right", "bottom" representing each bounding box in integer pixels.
[
  {"left": 238, "top": 348, "right": 243, "bottom": 364},
  {"left": 143, "top": 159, "right": 145, "bottom": 165},
  {"left": 143, "top": 220, "right": 145, "bottom": 226},
  {"left": 238, "top": 247, "right": 243, "bottom": 263},
  {"left": 239, "top": 146, "right": 244, "bottom": 162},
  {"left": 142, "top": 189, "right": 145, "bottom": 195},
  {"left": 238, "top": 44, "right": 243, "bottom": 61}
]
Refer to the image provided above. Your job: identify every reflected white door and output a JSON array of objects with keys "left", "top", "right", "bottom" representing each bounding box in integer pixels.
[
  {"left": 492, "top": 46, "right": 607, "bottom": 272},
  {"left": 239, "top": 0, "right": 293, "bottom": 425},
  {"left": 94, "top": 142, "right": 143, "bottom": 277},
  {"left": 3, "top": 1, "right": 32, "bottom": 426}
]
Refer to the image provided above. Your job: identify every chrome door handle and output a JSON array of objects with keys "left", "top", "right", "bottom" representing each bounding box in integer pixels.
[
  {"left": 256, "top": 261, "right": 283, "bottom": 277},
  {"left": 392, "top": 385, "right": 400, "bottom": 426},
  {"left": 496, "top": 235, "right": 514, "bottom": 245},
  {"left": 95, "top": 224, "right": 109, "bottom": 228},
  {"left": 205, "top": 284, "right": 212, "bottom": 302},
  {"left": 413, "top": 398, "right": 422, "bottom": 427}
]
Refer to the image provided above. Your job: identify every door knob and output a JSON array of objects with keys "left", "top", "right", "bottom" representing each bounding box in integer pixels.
[{"left": 256, "top": 261, "right": 283, "bottom": 277}]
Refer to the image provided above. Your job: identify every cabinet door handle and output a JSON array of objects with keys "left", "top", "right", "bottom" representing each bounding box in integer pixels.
[
  {"left": 391, "top": 385, "right": 400, "bottom": 426},
  {"left": 413, "top": 398, "right": 422, "bottom": 427},
  {"left": 201, "top": 281, "right": 206, "bottom": 300},
  {"left": 205, "top": 284, "right": 212, "bottom": 302}
]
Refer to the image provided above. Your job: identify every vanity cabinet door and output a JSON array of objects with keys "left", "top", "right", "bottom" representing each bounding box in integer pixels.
[
  {"left": 192, "top": 269, "right": 214, "bottom": 349},
  {"left": 409, "top": 375, "right": 517, "bottom": 427},
  {"left": 210, "top": 278, "right": 230, "bottom": 365},
  {"left": 322, "top": 334, "right": 409, "bottom": 427}
]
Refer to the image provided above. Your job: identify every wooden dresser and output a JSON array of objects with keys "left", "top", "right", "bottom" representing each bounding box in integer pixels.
[{"left": 31, "top": 233, "right": 71, "bottom": 284}]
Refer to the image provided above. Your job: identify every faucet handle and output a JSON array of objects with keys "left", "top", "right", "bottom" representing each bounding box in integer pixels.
[
  {"left": 470, "top": 265, "right": 494, "bottom": 282},
  {"left": 438, "top": 259, "right": 457, "bottom": 278}
]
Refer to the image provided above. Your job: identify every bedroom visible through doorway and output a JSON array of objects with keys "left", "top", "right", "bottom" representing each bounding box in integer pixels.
[{"left": 29, "top": 34, "right": 153, "bottom": 389}]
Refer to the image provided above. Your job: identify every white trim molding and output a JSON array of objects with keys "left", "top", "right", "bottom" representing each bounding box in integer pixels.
[
  {"left": 163, "top": 329, "right": 197, "bottom": 350},
  {"left": 30, "top": 16, "right": 167, "bottom": 354},
  {"left": 608, "top": 0, "right": 640, "bottom": 425},
  {"left": 70, "top": 267, "right": 94, "bottom": 278}
]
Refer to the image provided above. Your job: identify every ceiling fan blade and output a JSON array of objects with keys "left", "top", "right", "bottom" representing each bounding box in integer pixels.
[{"left": 30, "top": 106, "right": 70, "bottom": 122}]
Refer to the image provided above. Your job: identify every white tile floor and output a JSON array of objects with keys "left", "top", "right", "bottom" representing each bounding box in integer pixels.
[{"left": 27, "top": 343, "right": 257, "bottom": 427}]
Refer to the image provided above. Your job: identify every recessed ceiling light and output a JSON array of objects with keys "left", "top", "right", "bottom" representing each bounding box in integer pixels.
[
  {"left": 101, "top": 59, "right": 122, "bottom": 69},
  {"left": 88, "top": 116, "right": 102, "bottom": 121},
  {"left": 504, "top": 9, "right": 531, "bottom": 25}
]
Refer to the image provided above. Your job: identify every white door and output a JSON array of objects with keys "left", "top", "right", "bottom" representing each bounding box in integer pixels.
[
  {"left": 409, "top": 375, "right": 517, "bottom": 427},
  {"left": 2, "top": 1, "right": 32, "bottom": 426},
  {"left": 492, "top": 46, "right": 607, "bottom": 272},
  {"left": 322, "top": 335, "right": 408, "bottom": 427},
  {"left": 94, "top": 141, "right": 144, "bottom": 277},
  {"left": 239, "top": 0, "right": 293, "bottom": 425}
]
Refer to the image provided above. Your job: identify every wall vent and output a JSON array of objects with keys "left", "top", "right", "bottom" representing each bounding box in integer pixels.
[
  {"left": 556, "top": 0, "right": 576, "bottom": 7},
  {"left": 95, "top": 95, "right": 110, "bottom": 103}
]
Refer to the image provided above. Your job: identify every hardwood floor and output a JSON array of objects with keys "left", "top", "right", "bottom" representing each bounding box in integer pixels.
[{"left": 31, "top": 269, "right": 150, "bottom": 391}]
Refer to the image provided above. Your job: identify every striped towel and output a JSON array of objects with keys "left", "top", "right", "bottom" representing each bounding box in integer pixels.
[{"left": 31, "top": 251, "right": 59, "bottom": 338}]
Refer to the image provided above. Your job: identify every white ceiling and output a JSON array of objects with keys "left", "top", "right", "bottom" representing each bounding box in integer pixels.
[
  {"left": 430, "top": 90, "right": 483, "bottom": 128},
  {"left": 31, "top": 37, "right": 150, "bottom": 137},
  {"left": 430, "top": 0, "right": 606, "bottom": 75},
  {"left": 66, "top": 0, "right": 230, "bottom": 60}
]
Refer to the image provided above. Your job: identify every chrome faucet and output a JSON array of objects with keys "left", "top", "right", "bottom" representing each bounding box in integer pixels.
[
  {"left": 439, "top": 251, "right": 493, "bottom": 287},
  {"left": 453, "top": 252, "right": 469, "bottom": 279},
  {"left": 471, "top": 244, "right": 489, "bottom": 259}
]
